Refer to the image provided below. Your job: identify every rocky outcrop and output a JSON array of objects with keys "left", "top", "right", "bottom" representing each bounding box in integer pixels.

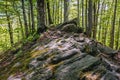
[
  {"left": 1, "top": 20, "right": 120, "bottom": 80},
  {"left": 22, "top": 31, "right": 120, "bottom": 80}
]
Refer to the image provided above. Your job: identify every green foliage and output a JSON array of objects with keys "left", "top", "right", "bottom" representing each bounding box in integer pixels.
[
  {"left": 0, "top": 0, "right": 120, "bottom": 52},
  {"left": 15, "top": 50, "right": 23, "bottom": 58}
]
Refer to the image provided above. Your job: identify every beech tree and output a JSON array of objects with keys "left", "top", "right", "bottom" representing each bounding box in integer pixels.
[
  {"left": 5, "top": 1, "right": 14, "bottom": 46},
  {"left": 29, "top": 0, "right": 35, "bottom": 33},
  {"left": 110, "top": 0, "right": 118, "bottom": 48},
  {"left": 21, "top": 0, "right": 29, "bottom": 37},
  {"left": 37, "top": 0, "right": 47, "bottom": 34},
  {"left": 0, "top": 0, "right": 120, "bottom": 50},
  {"left": 87, "top": 0, "right": 93, "bottom": 37},
  {"left": 64, "top": 0, "right": 69, "bottom": 22}
]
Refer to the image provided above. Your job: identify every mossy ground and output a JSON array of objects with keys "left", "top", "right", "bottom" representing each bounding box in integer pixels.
[{"left": 0, "top": 34, "right": 51, "bottom": 80}]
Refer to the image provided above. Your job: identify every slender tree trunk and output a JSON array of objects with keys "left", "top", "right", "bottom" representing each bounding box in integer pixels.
[
  {"left": 77, "top": 0, "right": 80, "bottom": 27},
  {"left": 93, "top": 2, "right": 96, "bottom": 38},
  {"left": 28, "top": 3, "right": 31, "bottom": 33},
  {"left": 21, "top": 0, "right": 29, "bottom": 37},
  {"left": 5, "top": 2, "right": 14, "bottom": 46},
  {"left": 52, "top": 0, "right": 55, "bottom": 23},
  {"left": 18, "top": 15, "right": 24, "bottom": 39},
  {"left": 104, "top": 21, "right": 109, "bottom": 45},
  {"left": 115, "top": 18, "right": 120, "bottom": 49},
  {"left": 54, "top": 1, "right": 57, "bottom": 24},
  {"left": 29, "top": 0, "right": 35, "bottom": 32},
  {"left": 93, "top": 1, "right": 100, "bottom": 39},
  {"left": 64, "top": 0, "right": 69, "bottom": 22},
  {"left": 82, "top": 0, "right": 84, "bottom": 28},
  {"left": 85, "top": 0, "right": 88, "bottom": 32},
  {"left": 60, "top": 0, "right": 63, "bottom": 23},
  {"left": 57, "top": 0, "right": 60, "bottom": 24},
  {"left": 6, "top": 15, "right": 14, "bottom": 46},
  {"left": 87, "top": 0, "right": 93, "bottom": 37},
  {"left": 98, "top": 1, "right": 104, "bottom": 41},
  {"left": 110, "top": 0, "right": 117, "bottom": 48},
  {"left": 46, "top": 0, "right": 53, "bottom": 25}
]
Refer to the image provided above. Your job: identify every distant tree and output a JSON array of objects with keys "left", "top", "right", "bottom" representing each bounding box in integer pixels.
[
  {"left": 60, "top": 0, "right": 63, "bottom": 23},
  {"left": 110, "top": 0, "right": 117, "bottom": 48},
  {"left": 92, "top": 1, "right": 100, "bottom": 39},
  {"left": 21, "top": 0, "right": 29, "bottom": 37},
  {"left": 85, "top": 0, "right": 88, "bottom": 32},
  {"left": 28, "top": 3, "right": 31, "bottom": 33},
  {"left": 82, "top": 0, "right": 84, "bottom": 28},
  {"left": 115, "top": 18, "right": 120, "bottom": 49},
  {"left": 46, "top": 0, "right": 53, "bottom": 25},
  {"left": 64, "top": 0, "right": 69, "bottom": 22},
  {"left": 12, "top": 1, "right": 25, "bottom": 39},
  {"left": 87, "top": 0, "right": 93, "bottom": 37},
  {"left": 5, "top": 1, "right": 14, "bottom": 46},
  {"left": 77, "top": 0, "right": 80, "bottom": 27},
  {"left": 29, "top": 0, "right": 35, "bottom": 33}
]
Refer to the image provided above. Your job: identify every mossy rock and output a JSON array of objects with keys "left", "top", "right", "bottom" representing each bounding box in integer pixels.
[{"left": 61, "top": 24, "right": 83, "bottom": 33}]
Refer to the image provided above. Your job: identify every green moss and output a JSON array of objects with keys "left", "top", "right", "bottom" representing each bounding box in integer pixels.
[
  {"left": 31, "top": 48, "right": 49, "bottom": 58},
  {"left": 15, "top": 50, "right": 23, "bottom": 58}
]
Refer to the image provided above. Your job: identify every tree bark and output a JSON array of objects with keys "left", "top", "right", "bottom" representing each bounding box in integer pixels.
[
  {"left": 29, "top": 0, "right": 35, "bottom": 32},
  {"left": 82, "top": 0, "right": 84, "bottom": 28},
  {"left": 87, "top": 0, "right": 93, "bottom": 37},
  {"left": 77, "top": 0, "right": 80, "bottom": 27},
  {"left": 60, "top": 0, "right": 63, "bottom": 23},
  {"left": 85, "top": 0, "right": 88, "bottom": 32},
  {"left": 12, "top": 1, "right": 25, "bottom": 39},
  {"left": 37, "top": 0, "right": 47, "bottom": 34},
  {"left": 18, "top": 15, "right": 24, "bottom": 39},
  {"left": 64, "top": 0, "right": 69, "bottom": 22},
  {"left": 21, "top": 0, "right": 29, "bottom": 37},
  {"left": 110, "top": 0, "right": 117, "bottom": 48},
  {"left": 46, "top": 0, "right": 53, "bottom": 25},
  {"left": 5, "top": 2, "right": 14, "bottom": 46},
  {"left": 93, "top": 1, "right": 100, "bottom": 39},
  {"left": 28, "top": 3, "right": 31, "bottom": 33},
  {"left": 115, "top": 18, "right": 120, "bottom": 49}
]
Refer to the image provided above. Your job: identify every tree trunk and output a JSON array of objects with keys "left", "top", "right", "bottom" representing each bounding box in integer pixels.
[
  {"left": 110, "top": 0, "right": 117, "bottom": 48},
  {"left": 82, "top": 0, "right": 84, "bottom": 29},
  {"left": 92, "top": 2, "right": 96, "bottom": 39},
  {"left": 98, "top": 2, "right": 104, "bottom": 41},
  {"left": 29, "top": 0, "right": 35, "bottom": 32},
  {"left": 64, "top": 0, "right": 69, "bottom": 22},
  {"left": 85, "top": 0, "right": 88, "bottom": 32},
  {"left": 28, "top": 3, "right": 31, "bottom": 33},
  {"left": 46, "top": 0, "right": 53, "bottom": 25},
  {"left": 5, "top": 2, "right": 14, "bottom": 46},
  {"left": 87, "top": 0, "right": 93, "bottom": 37},
  {"left": 60, "top": 0, "right": 63, "bottom": 23},
  {"left": 77, "top": 0, "right": 80, "bottom": 27},
  {"left": 93, "top": 1, "right": 100, "bottom": 39},
  {"left": 37, "top": 0, "right": 47, "bottom": 34},
  {"left": 21, "top": 0, "right": 29, "bottom": 37},
  {"left": 52, "top": 0, "right": 55, "bottom": 23},
  {"left": 18, "top": 15, "right": 25, "bottom": 39},
  {"left": 115, "top": 18, "right": 120, "bottom": 49}
]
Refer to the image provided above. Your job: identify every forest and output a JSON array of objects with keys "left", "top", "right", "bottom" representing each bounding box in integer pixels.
[
  {"left": 0, "top": 0, "right": 119, "bottom": 52},
  {"left": 0, "top": 0, "right": 120, "bottom": 80}
]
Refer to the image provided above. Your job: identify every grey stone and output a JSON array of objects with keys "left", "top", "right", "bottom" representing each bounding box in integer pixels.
[{"left": 55, "top": 55, "right": 99, "bottom": 80}]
